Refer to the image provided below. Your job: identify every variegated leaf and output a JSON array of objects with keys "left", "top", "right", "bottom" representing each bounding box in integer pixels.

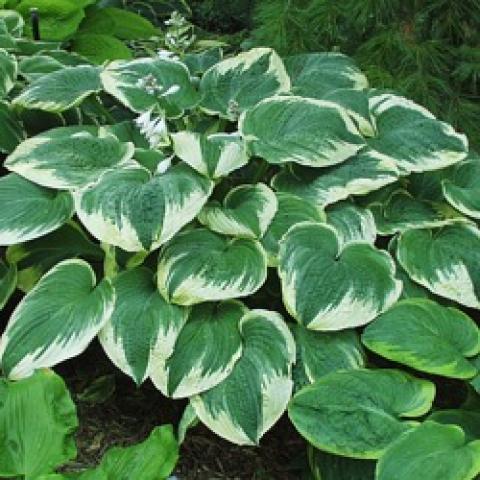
[
  {"left": 0, "top": 260, "right": 16, "bottom": 310},
  {"left": 191, "top": 310, "right": 295, "bottom": 445},
  {"left": 0, "top": 48, "right": 16, "bottom": 98},
  {"left": 240, "top": 96, "right": 365, "bottom": 167},
  {"left": 200, "top": 47, "right": 290, "bottom": 120},
  {"left": 99, "top": 267, "right": 188, "bottom": 385},
  {"left": 171, "top": 131, "right": 248, "bottom": 179},
  {"left": 0, "top": 259, "right": 114, "bottom": 379},
  {"left": 150, "top": 301, "right": 245, "bottom": 398},
  {"left": 396, "top": 223, "right": 480, "bottom": 308},
  {"left": 198, "top": 183, "right": 277, "bottom": 239},
  {"left": 278, "top": 222, "right": 401, "bottom": 331},
  {"left": 157, "top": 228, "right": 268, "bottom": 306},
  {"left": 74, "top": 163, "right": 213, "bottom": 252},
  {"left": 0, "top": 174, "right": 73, "bottom": 245},
  {"left": 5, "top": 127, "right": 134, "bottom": 190},
  {"left": 0, "top": 101, "right": 25, "bottom": 153}
]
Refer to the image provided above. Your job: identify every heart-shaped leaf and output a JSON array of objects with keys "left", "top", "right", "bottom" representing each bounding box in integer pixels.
[{"left": 278, "top": 222, "right": 401, "bottom": 330}]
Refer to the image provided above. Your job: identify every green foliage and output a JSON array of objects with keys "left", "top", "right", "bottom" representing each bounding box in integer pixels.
[{"left": 72, "top": 33, "right": 133, "bottom": 64}]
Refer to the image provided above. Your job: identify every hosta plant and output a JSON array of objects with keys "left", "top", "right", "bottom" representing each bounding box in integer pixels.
[{"left": 0, "top": 18, "right": 480, "bottom": 479}]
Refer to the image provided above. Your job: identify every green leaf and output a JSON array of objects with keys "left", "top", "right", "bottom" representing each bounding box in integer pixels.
[
  {"left": 13, "top": 65, "right": 102, "bottom": 112},
  {"left": 171, "top": 131, "right": 249, "bottom": 179},
  {"left": 0, "top": 173, "right": 73, "bottom": 245},
  {"left": 74, "top": 163, "right": 213, "bottom": 252},
  {"left": 261, "top": 192, "right": 325, "bottom": 266},
  {"left": 99, "top": 267, "right": 188, "bottom": 385},
  {"left": 0, "top": 259, "right": 16, "bottom": 310},
  {"left": 362, "top": 299, "right": 480, "bottom": 379},
  {"left": 199, "top": 47, "right": 290, "bottom": 120},
  {"left": 278, "top": 222, "right": 401, "bottom": 330},
  {"left": 191, "top": 309, "right": 295, "bottom": 445},
  {"left": 0, "top": 101, "right": 25, "bottom": 153},
  {"left": 0, "top": 259, "right": 114, "bottom": 379},
  {"left": 285, "top": 53, "right": 368, "bottom": 99},
  {"left": 150, "top": 301, "right": 244, "bottom": 398},
  {"left": 198, "top": 183, "right": 278, "bottom": 239},
  {"left": 429, "top": 409, "right": 480, "bottom": 441},
  {"left": 6, "top": 222, "right": 103, "bottom": 292},
  {"left": 157, "top": 228, "right": 268, "bottom": 306},
  {"left": 292, "top": 324, "right": 364, "bottom": 384},
  {"left": 240, "top": 96, "right": 365, "bottom": 167},
  {"left": 5, "top": 127, "right": 134, "bottom": 189},
  {"left": 71, "top": 34, "right": 133, "bottom": 65},
  {"left": 288, "top": 369, "right": 435, "bottom": 459},
  {"left": 0, "top": 370, "right": 78, "bottom": 479},
  {"left": 368, "top": 93, "right": 468, "bottom": 174},
  {"left": 396, "top": 223, "right": 480, "bottom": 308},
  {"left": 376, "top": 421, "right": 480, "bottom": 480},
  {"left": 0, "top": 10, "right": 24, "bottom": 37},
  {"left": 271, "top": 149, "right": 399, "bottom": 207},
  {"left": 101, "top": 57, "right": 199, "bottom": 117},
  {"left": 0, "top": 48, "right": 16, "bottom": 98}
]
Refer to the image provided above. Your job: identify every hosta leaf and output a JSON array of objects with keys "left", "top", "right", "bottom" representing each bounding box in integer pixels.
[
  {"left": 368, "top": 93, "right": 468, "bottom": 174},
  {"left": 0, "top": 10, "right": 24, "bottom": 37},
  {"left": 376, "top": 421, "right": 480, "bottom": 480},
  {"left": 326, "top": 201, "right": 376, "bottom": 246},
  {"left": 261, "top": 192, "right": 325, "bottom": 266},
  {"left": 99, "top": 267, "right": 188, "bottom": 385},
  {"left": 292, "top": 324, "right": 364, "bottom": 384},
  {"left": 184, "top": 47, "right": 222, "bottom": 76},
  {"left": 0, "top": 48, "right": 16, "bottom": 98},
  {"left": 13, "top": 65, "right": 102, "bottom": 112},
  {"left": 429, "top": 410, "right": 480, "bottom": 441},
  {"left": 157, "top": 228, "right": 267, "bottom": 306},
  {"left": 150, "top": 301, "right": 244, "bottom": 398},
  {"left": 278, "top": 222, "right": 401, "bottom": 331},
  {"left": 442, "top": 153, "right": 480, "bottom": 219},
  {"left": 0, "top": 174, "right": 73, "bottom": 245},
  {"left": 5, "top": 127, "right": 134, "bottom": 189},
  {"left": 271, "top": 149, "right": 399, "bottom": 207},
  {"left": 362, "top": 299, "right": 480, "bottom": 379},
  {"left": 199, "top": 47, "right": 290, "bottom": 120},
  {"left": 6, "top": 222, "right": 103, "bottom": 293},
  {"left": 0, "top": 20, "right": 15, "bottom": 50},
  {"left": 0, "top": 259, "right": 114, "bottom": 379},
  {"left": 74, "top": 163, "right": 213, "bottom": 252},
  {"left": 198, "top": 183, "right": 277, "bottom": 239},
  {"left": 0, "top": 260, "right": 16, "bottom": 310},
  {"left": 191, "top": 310, "right": 295, "bottom": 445},
  {"left": 396, "top": 223, "right": 480, "bottom": 308},
  {"left": 240, "top": 96, "right": 365, "bottom": 167},
  {"left": 0, "top": 370, "right": 77, "bottom": 479},
  {"left": 101, "top": 57, "right": 199, "bottom": 117},
  {"left": 285, "top": 52, "right": 368, "bottom": 99},
  {"left": 288, "top": 369, "right": 435, "bottom": 459},
  {"left": 171, "top": 131, "right": 248, "bottom": 179},
  {"left": 72, "top": 33, "right": 133, "bottom": 65},
  {"left": 0, "top": 101, "right": 25, "bottom": 153}
]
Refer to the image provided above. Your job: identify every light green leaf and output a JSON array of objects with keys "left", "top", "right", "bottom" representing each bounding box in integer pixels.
[
  {"left": 0, "top": 101, "right": 25, "bottom": 153},
  {"left": 272, "top": 149, "right": 399, "bottom": 207},
  {"left": 99, "top": 267, "right": 188, "bottom": 385},
  {"left": 157, "top": 228, "right": 267, "bottom": 306},
  {"left": 13, "top": 65, "right": 102, "bottom": 112},
  {"left": 191, "top": 309, "right": 295, "bottom": 445},
  {"left": 101, "top": 57, "right": 199, "bottom": 117},
  {"left": 198, "top": 183, "right": 277, "bottom": 239},
  {"left": 278, "top": 222, "right": 401, "bottom": 331},
  {"left": 72, "top": 33, "right": 133, "bottom": 65},
  {"left": 0, "top": 259, "right": 16, "bottom": 310},
  {"left": 376, "top": 421, "right": 480, "bottom": 480},
  {"left": 0, "top": 173, "right": 73, "bottom": 245},
  {"left": 150, "top": 301, "right": 245, "bottom": 398},
  {"left": 288, "top": 369, "right": 435, "bottom": 459},
  {"left": 0, "top": 48, "right": 16, "bottom": 98},
  {"left": 285, "top": 52, "right": 368, "bottom": 99},
  {"left": 200, "top": 47, "right": 290, "bottom": 120},
  {"left": 362, "top": 299, "right": 480, "bottom": 379},
  {"left": 0, "top": 10, "right": 24, "bottom": 37},
  {"left": 240, "top": 96, "right": 365, "bottom": 167},
  {"left": 171, "top": 131, "right": 249, "bottom": 179},
  {"left": 5, "top": 127, "right": 134, "bottom": 189},
  {"left": 261, "top": 192, "right": 325, "bottom": 266},
  {"left": 6, "top": 222, "right": 103, "bottom": 292},
  {"left": 0, "top": 370, "right": 78, "bottom": 479},
  {"left": 368, "top": 93, "right": 468, "bottom": 174},
  {"left": 74, "top": 163, "right": 213, "bottom": 252},
  {"left": 292, "top": 324, "right": 364, "bottom": 384},
  {"left": 326, "top": 201, "right": 376, "bottom": 246},
  {"left": 396, "top": 223, "right": 480, "bottom": 308},
  {"left": 0, "top": 259, "right": 114, "bottom": 379}
]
